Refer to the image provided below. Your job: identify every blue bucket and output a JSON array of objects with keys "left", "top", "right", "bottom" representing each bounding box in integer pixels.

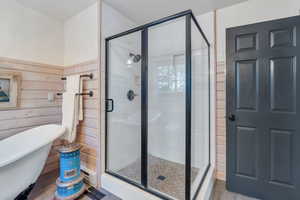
[
  {"left": 55, "top": 175, "right": 85, "bottom": 199},
  {"left": 59, "top": 144, "right": 81, "bottom": 182}
]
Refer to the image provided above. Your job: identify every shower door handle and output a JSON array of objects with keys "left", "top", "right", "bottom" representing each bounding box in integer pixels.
[{"left": 106, "top": 99, "right": 114, "bottom": 112}]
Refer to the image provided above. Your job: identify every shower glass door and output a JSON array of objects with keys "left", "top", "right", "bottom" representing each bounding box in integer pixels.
[
  {"left": 106, "top": 31, "right": 142, "bottom": 184},
  {"left": 105, "top": 11, "right": 211, "bottom": 200},
  {"left": 147, "top": 17, "right": 187, "bottom": 200}
]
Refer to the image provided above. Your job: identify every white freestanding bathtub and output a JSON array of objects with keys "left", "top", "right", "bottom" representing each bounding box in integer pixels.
[{"left": 0, "top": 124, "right": 66, "bottom": 200}]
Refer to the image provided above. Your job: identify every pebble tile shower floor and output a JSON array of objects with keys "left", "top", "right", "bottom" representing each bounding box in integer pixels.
[{"left": 118, "top": 155, "right": 199, "bottom": 200}]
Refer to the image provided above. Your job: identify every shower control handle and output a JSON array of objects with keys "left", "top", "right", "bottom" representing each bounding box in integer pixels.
[
  {"left": 127, "top": 90, "right": 138, "bottom": 101},
  {"left": 106, "top": 99, "right": 114, "bottom": 112}
]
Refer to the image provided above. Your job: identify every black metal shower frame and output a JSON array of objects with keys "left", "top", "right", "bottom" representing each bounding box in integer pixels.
[{"left": 105, "top": 10, "right": 211, "bottom": 200}]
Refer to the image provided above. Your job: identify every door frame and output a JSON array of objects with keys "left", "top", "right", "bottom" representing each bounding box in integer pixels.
[{"left": 104, "top": 10, "right": 211, "bottom": 200}]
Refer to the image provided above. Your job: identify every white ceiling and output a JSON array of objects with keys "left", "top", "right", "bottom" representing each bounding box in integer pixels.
[
  {"left": 15, "top": 0, "right": 248, "bottom": 23},
  {"left": 104, "top": 0, "right": 248, "bottom": 24},
  {"left": 16, "top": 0, "right": 98, "bottom": 21}
]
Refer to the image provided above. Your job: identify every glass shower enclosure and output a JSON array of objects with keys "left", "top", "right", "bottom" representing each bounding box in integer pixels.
[{"left": 105, "top": 10, "right": 210, "bottom": 200}]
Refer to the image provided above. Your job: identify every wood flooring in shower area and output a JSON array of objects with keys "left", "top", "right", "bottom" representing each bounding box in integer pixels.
[{"left": 117, "top": 155, "right": 199, "bottom": 200}]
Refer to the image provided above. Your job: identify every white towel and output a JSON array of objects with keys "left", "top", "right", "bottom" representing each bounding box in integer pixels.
[{"left": 62, "top": 75, "right": 83, "bottom": 143}]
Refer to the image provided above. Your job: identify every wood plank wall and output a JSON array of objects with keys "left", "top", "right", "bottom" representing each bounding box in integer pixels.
[
  {"left": 64, "top": 60, "right": 99, "bottom": 172},
  {"left": 216, "top": 61, "right": 226, "bottom": 180},
  {"left": 0, "top": 57, "right": 64, "bottom": 174},
  {"left": 0, "top": 57, "right": 100, "bottom": 176}
]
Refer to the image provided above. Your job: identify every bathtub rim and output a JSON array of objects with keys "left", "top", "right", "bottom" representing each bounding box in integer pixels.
[{"left": 0, "top": 124, "right": 66, "bottom": 168}]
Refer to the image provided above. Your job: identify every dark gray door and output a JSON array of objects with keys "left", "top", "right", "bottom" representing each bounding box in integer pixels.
[{"left": 227, "top": 16, "right": 300, "bottom": 200}]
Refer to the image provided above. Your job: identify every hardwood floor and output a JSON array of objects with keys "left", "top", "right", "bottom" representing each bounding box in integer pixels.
[
  {"left": 211, "top": 181, "right": 260, "bottom": 200},
  {"left": 28, "top": 170, "right": 119, "bottom": 200}
]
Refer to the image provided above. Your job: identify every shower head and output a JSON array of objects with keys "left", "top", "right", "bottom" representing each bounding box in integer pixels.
[{"left": 127, "top": 53, "right": 141, "bottom": 65}]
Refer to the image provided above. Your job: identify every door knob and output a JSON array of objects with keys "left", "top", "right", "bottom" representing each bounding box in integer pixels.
[{"left": 228, "top": 114, "right": 235, "bottom": 121}]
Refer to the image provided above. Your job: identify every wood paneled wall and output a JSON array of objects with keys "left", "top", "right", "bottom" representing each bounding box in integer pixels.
[
  {"left": 216, "top": 61, "right": 226, "bottom": 180},
  {"left": 0, "top": 57, "right": 64, "bottom": 174},
  {"left": 0, "top": 57, "right": 100, "bottom": 175},
  {"left": 64, "top": 60, "right": 99, "bottom": 172}
]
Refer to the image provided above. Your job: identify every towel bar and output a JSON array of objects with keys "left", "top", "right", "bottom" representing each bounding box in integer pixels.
[
  {"left": 61, "top": 73, "right": 93, "bottom": 80},
  {"left": 57, "top": 91, "right": 93, "bottom": 97},
  {"left": 76, "top": 91, "right": 93, "bottom": 97}
]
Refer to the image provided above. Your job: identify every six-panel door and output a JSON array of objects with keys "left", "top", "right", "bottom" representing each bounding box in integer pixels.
[{"left": 227, "top": 16, "right": 300, "bottom": 200}]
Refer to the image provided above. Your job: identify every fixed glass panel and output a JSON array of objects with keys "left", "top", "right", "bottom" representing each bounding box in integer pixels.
[
  {"left": 148, "top": 17, "right": 186, "bottom": 200},
  {"left": 107, "top": 31, "right": 142, "bottom": 184},
  {"left": 190, "top": 19, "right": 210, "bottom": 198}
]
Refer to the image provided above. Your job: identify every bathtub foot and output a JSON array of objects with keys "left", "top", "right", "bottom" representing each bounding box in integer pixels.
[{"left": 15, "top": 183, "right": 35, "bottom": 200}]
